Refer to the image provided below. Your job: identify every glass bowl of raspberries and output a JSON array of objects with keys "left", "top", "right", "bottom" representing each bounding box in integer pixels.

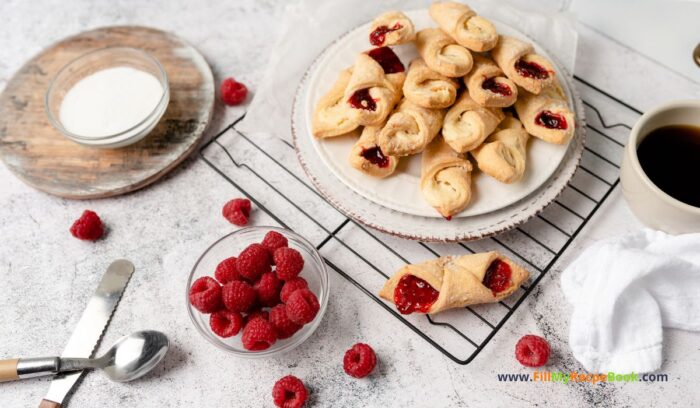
[{"left": 186, "top": 226, "right": 329, "bottom": 357}]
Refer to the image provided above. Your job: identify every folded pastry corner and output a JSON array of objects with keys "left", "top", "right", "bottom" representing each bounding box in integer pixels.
[
  {"left": 378, "top": 251, "right": 530, "bottom": 314},
  {"left": 377, "top": 98, "right": 445, "bottom": 157},
  {"left": 312, "top": 68, "right": 360, "bottom": 138},
  {"left": 491, "top": 35, "right": 556, "bottom": 94},
  {"left": 415, "top": 28, "right": 473, "bottom": 78},
  {"left": 515, "top": 82, "right": 574, "bottom": 144},
  {"left": 471, "top": 115, "right": 529, "bottom": 183},
  {"left": 464, "top": 54, "right": 518, "bottom": 108},
  {"left": 429, "top": 2, "right": 498, "bottom": 52},
  {"left": 403, "top": 58, "right": 459, "bottom": 109},
  {"left": 443, "top": 92, "right": 505, "bottom": 153},
  {"left": 344, "top": 48, "right": 406, "bottom": 126},
  {"left": 349, "top": 125, "right": 399, "bottom": 178},
  {"left": 420, "top": 136, "right": 473, "bottom": 218},
  {"left": 369, "top": 11, "right": 416, "bottom": 47}
]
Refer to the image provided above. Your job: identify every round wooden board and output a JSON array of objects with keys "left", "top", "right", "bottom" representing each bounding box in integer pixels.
[{"left": 0, "top": 26, "right": 215, "bottom": 199}]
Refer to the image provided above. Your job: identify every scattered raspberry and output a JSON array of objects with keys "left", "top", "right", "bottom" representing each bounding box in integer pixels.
[
  {"left": 272, "top": 375, "right": 308, "bottom": 408},
  {"left": 220, "top": 77, "right": 248, "bottom": 106},
  {"left": 285, "top": 289, "right": 319, "bottom": 325},
  {"left": 222, "top": 280, "right": 257, "bottom": 313},
  {"left": 280, "top": 277, "right": 308, "bottom": 303},
  {"left": 242, "top": 317, "right": 277, "bottom": 351},
  {"left": 244, "top": 309, "right": 269, "bottom": 324},
  {"left": 69, "top": 210, "right": 104, "bottom": 241},
  {"left": 343, "top": 343, "right": 377, "bottom": 379},
  {"left": 189, "top": 276, "right": 223, "bottom": 313},
  {"left": 222, "top": 198, "right": 251, "bottom": 226},
  {"left": 274, "top": 247, "right": 304, "bottom": 281},
  {"left": 209, "top": 310, "right": 243, "bottom": 338},
  {"left": 214, "top": 257, "right": 240, "bottom": 284},
  {"left": 269, "top": 304, "right": 302, "bottom": 340},
  {"left": 237, "top": 243, "right": 272, "bottom": 281},
  {"left": 261, "top": 231, "right": 288, "bottom": 255},
  {"left": 515, "top": 335, "right": 551, "bottom": 367},
  {"left": 254, "top": 272, "right": 282, "bottom": 306}
]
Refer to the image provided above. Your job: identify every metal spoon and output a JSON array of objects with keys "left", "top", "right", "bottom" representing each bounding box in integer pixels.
[{"left": 0, "top": 330, "right": 169, "bottom": 383}]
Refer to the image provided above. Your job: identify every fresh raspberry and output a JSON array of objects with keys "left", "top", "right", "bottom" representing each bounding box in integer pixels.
[
  {"left": 254, "top": 272, "right": 282, "bottom": 306},
  {"left": 285, "top": 289, "right": 319, "bottom": 325},
  {"left": 214, "top": 257, "right": 240, "bottom": 284},
  {"left": 261, "top": 231, "right": 288, "bottom": 255},
  {"left": 269, "top": 304, "right": 302, "bottom": 339},
  {"left": 222, "top": 198, "right": 251, "bottom": 226},
  {"left": 515, "top": 335, "right": 551, "bottom": 367},
  {"left": 272, "top": 375, "right": 308, "bottom": 408},
  {"left": 69, "top": 210, "right": 104, "bottom": 241},
  {"left": 222, "top": 280, "right": 257, "bottom": 313},
  {"left": 237, "top": 243, "right": 272, "bottom": 281},
  {"left": 189, "top": 276, "right": 223, "bottom": 313},
  {"left": 280, "top": 277, "right": 308, "bottom": 303},
  {"left": 209, "top": 310, "right": 243, "bottom": 338},
  {"left": 244, "top": 309, "right": 270, "bottom": 324},
  {"left": 220, "top": 77, "right": 248, "bottom": 106},
  {"left": 343, "top": 343, "right": 377, "bottom": 379},
  {"left": 274, "top": 247, "right": 304, "bottom": 281},
  {"left": 242, "top": 317, "right": 277, "bottom": 351}
]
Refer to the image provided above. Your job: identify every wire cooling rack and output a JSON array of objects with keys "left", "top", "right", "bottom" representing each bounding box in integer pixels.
[{"left": 200, "top": 76, "right": 642, "bottom": 364}]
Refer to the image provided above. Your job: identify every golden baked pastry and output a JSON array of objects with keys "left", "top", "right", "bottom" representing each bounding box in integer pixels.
[
  {"left": 379, "top": 251, "right": 530, "bottom": 314},
  {"left": 443, "top": 92, "right": 505, "bottom": 153},
  {"left": 349, "top": 126, "right": 399, "bottom": 178},
  {"left": 415, "top": 28, "right": 473, "bottom": 78},
  {"left": 429, "top": 2, "right": 498, "bottom": 52},
  {"left": 369, "top": 11, "right": 416, "bottom": 46},
  {"left": 471, "top": 115, "right": 529, "bottom": 183},
  {"left": 420, "top": 137, "right": 473, "bottom": 217},
  {"left": 491, "top": 35, "right": 555, "bottom": 94},
  {"left": 464, "top": 54, "right": 518, "bottom": 108},
  {"left": 515, "top": 82, "right": 574, "bottom": 144},
  {"left": 344, "top": 48, "right": 406, "bottom": 126},
  {"left": 403, "top": 58, "right": 459, "bottom": 109},
  {"left": 312, "top": 68, "right": 360, "bottom": 138},
  {"left": 377, "top": 98, "right": 445, "bottom": 156}
]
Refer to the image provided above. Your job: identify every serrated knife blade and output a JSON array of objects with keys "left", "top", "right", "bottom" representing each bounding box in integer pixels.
[{"left": 40, "top": 259, "right": 134, "bottom": 408}]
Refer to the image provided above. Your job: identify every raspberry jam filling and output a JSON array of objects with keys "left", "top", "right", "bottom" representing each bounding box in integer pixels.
[
  {"left": 369, "top": 23, "right": 403, "bottom": 46},
  {"left": 361, "top": 146, "right": 390, "bottom": 168},
  {"left": 535, "top": 110, "right": 568, "bottom": 130},
  {"left": 483, "top": 260, "right": 512, "bottom": 295},
  {"left": 514, "top": 59, "right": 549, "bottom": 79},
  {"left": 348, "top": 88, "right": 377, "bottom": 111},
  {"left": 482, "top": 77, "right": 512, "bottom": 96},
  {"left": 394, "top": 274, "right": 439, "bottom": 314},
  {"left": 367, "top": 46, "right": 405, "bottom": 74}
]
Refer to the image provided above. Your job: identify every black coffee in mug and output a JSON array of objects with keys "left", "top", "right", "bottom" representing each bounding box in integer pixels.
[{"left": 637, "top": 125, "right": 700, "bottom": 207}]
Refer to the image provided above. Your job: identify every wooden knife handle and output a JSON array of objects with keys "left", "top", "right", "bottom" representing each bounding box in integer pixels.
[
  {"left": 39, "top": 400, "right": 62, "bottom": 408},
  {"left": 0, "top": 358, "right": 19, "bottom": 382}
]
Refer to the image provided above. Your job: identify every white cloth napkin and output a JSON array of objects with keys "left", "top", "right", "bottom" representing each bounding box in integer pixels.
[
  {"left": 237, "top": 0, "right": 577, "bottom": 143},
  {"left": 561, "top": 229, "right": 700, "bottom": 373}
]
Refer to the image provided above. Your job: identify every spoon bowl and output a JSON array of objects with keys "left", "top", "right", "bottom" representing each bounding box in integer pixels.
[{"left": 99, "top": 330, "right": 170, "bottom": 382}]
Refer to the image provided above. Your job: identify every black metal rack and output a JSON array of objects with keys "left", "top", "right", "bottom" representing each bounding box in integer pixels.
[{"left": 200, "top": 76, "right": 642, "bottom": 364}]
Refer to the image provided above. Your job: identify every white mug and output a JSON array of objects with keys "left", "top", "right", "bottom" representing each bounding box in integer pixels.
[{"left": 620, "top": 100, "right": 700, "bottom": 234}]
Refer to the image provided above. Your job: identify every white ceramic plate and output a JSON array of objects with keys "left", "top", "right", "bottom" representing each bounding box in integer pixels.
[
  {"left": 304, "top": 10, "right": 576, "bottom": 218},
  {"left": 292, "top": 10, "right": 586, "bottom": 241}
]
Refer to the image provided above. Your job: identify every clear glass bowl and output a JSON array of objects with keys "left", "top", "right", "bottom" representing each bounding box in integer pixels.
[
  {"left": 186, "top": 227, "right": 329, "bottom": 358},
  {"left": 45, "top": 47, "right": 169, "bottom": 148}
]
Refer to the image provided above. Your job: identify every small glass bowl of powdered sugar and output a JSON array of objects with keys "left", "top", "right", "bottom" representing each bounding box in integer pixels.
[{"left": 46, "top": 47, "right": 169, "bottom": 148}]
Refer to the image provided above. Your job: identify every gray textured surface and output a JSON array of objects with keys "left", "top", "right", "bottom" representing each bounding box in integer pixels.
[{"left": 1, "top": 1, "right": 700, "bottom": 407}]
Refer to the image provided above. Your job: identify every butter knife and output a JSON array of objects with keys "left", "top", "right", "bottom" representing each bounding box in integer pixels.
[{"left": 33, "top": 259, "right": 134, "bottom": 408}]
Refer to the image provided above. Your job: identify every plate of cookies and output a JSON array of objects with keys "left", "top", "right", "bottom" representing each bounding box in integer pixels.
[{"left": 292, "top": 2, "right": 585, "bottom": 241}]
